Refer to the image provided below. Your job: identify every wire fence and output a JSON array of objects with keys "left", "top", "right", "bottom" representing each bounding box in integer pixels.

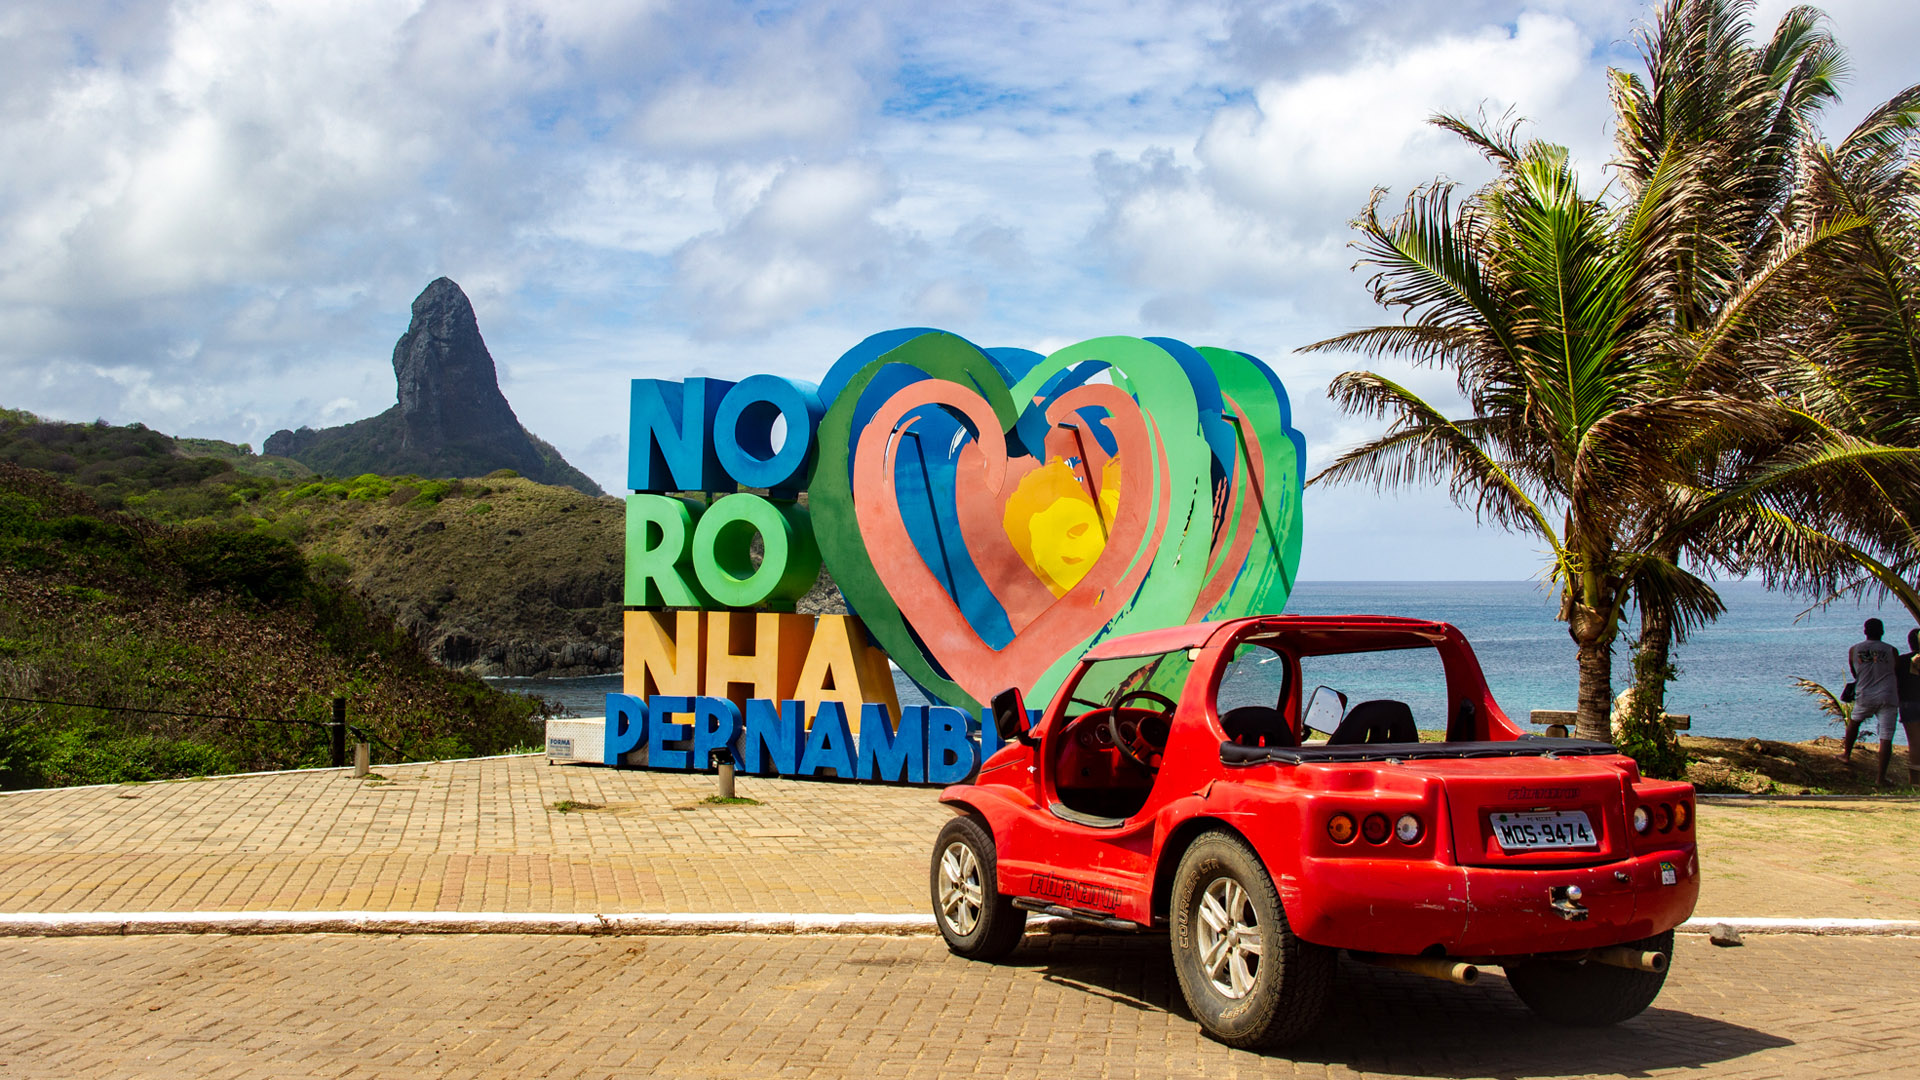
[{"left": 0, "top": 693, "right": 399, "bottom": 764}]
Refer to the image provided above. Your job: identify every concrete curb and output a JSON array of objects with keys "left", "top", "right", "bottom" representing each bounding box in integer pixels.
[
  {"left": 0, "top": 911, "right": 939, "bottom": 937},
  {"left": 1679, "top": 916, "right": 1920, "bottom": 936},
  {"left": 1696, "top": 794, "right": 1920, "bottom": 803},
  {"left": 1, "top": 911, "right": 1915, "bottom": 938}
]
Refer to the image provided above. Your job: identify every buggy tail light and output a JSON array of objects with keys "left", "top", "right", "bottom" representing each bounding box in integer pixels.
[
  {"left": 1632, "top": 806, "right": 1651, "bottom": 834},
  {"left": 1361, "top": 813, "right": 1391, "bottom": 845},
  {"left": 1673, "top": 800, "right": 1692, "bottom": 831},
  {"left": 1394, "top": 813, "right": 1423, "bottom": 844},
  {"left": 1327, "top": 812, "right": 1357, "bottom": 844},
  {"left": 1655, "top": 803, "right": 1674, "bottom": 833}
]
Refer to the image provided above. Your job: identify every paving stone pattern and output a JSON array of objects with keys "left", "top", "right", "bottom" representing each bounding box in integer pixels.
[
  {"left": 0, "top": 931, "right": 1914, "bottom": 1078},
  {"left": 0, "top": 759, "right": 952, "bottom": 914},
  {"left": 2, "top": 758, "right": 1919, "bottom": 917}
]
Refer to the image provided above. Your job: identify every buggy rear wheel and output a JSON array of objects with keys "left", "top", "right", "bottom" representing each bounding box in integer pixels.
[
  {"left": 1168, "top": 831, "right": 1333, "bottom": 1048},
  {"left": 1505, "top": 929, "right": 1674, "bottom": 1026}
]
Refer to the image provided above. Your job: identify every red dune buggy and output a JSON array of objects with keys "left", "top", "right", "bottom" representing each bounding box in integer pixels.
[{"left": 930, "top": 615, "right": 1698, "bottom": 1047}]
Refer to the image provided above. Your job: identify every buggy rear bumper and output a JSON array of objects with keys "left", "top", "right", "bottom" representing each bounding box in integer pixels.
[{"left": 1286, "top": 845, "right": 1699, "bottom": 956}]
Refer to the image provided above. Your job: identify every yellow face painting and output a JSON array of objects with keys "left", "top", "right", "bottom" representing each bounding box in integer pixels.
[{"left": 1004, "top": 458, "right": 1122, "bottom": 597}]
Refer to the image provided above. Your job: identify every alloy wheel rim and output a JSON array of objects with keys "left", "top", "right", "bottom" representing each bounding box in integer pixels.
[
  {"left": 938, "top": 841, "right": 985, "bottom": 935},
  {"left": 1196, "top": 876, "right": 1262, "bottom": 998}
]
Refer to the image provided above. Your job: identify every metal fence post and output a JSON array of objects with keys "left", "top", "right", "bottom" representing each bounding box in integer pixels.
[{"left": 331, "top": 697, "right": 347, "bottom": 769}]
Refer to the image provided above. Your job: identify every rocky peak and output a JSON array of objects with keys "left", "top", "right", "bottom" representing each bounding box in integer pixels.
[
  {"left": 262, "top": 278, "right": 604, "bottom": 495},
  {"left": 393, "top": 278, "right": 522, "bottom": 452}
]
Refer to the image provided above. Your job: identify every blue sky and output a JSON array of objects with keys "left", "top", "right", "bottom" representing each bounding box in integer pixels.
[{"left": 3, "top": 0, "right": 1915, "bottom": 579}]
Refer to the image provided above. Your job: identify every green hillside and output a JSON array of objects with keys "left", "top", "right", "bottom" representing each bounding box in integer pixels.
[
  {"left": 0, "top": 461, "right": 550, "bottom": 789},
  {"left": 0, "top": 409, "right": 626, "bottom": 677}
]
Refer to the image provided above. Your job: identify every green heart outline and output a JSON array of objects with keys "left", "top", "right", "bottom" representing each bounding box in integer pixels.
[{"left": 809, "top": 332, "right": 1217, "bottom": 713}]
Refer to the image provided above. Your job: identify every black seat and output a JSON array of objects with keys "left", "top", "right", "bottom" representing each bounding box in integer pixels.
[
  {"left": 1222, "top": 705, "right": 1296, "bottom": 748},
  {"left": 1326, "top": 699, "right": 1417, "bottom": 745}
]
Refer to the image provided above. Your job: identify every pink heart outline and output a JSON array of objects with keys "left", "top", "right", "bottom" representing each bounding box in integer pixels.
[{"left": 852, "top": 379, "right": 1169, "bottom": 705}]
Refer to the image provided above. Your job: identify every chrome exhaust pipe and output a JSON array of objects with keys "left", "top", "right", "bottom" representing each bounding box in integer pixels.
[
  {"left": 1590, "top": 947, "right": 1667, "bottom": 973},
  {"left": 1352, "top": 952, "right": 1480, "bottom": 985}
]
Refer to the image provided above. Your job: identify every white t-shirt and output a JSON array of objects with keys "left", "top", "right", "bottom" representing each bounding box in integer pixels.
[{"left": 1851, "top": 639, "right": 1901, "bottom": 706}]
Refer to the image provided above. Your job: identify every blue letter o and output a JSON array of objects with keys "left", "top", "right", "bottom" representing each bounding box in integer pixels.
[{"left": 713, "top": 375, "right": 823, "bottom": 492}]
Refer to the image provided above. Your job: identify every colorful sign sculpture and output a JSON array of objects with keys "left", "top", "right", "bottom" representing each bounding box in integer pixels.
[{"left": 609, "top": 328, "right": 1305, "bottom": 783}]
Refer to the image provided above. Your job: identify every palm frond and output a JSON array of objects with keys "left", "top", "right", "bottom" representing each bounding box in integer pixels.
[
  {"left": 1836, "top": 84, "right": 1920, "bottom": 165},
  {"left": 1790, "top": 676, "right": 1851, "bottom": 723},
  {"left": 1618, "top": 547, "right": 1727, "bottom": 640},
  {"left": 1313, "top": 371, "right": 1564, "bottom": 549},
  {"left": 1430, "top": 110, "right": 1526, "bottom": 167}
]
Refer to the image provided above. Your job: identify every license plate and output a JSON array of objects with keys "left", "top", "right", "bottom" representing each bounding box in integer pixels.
[{"left": 1490, "top": 810, "right": 1597, "bottom": 851}]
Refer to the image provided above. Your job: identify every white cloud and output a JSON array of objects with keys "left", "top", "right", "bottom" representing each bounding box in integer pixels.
[
  {"left": 912, "top": 278, "right": 988, "bottom": 322},
  {"left": 670, "top": 158, "right": 908, "bottom": 336},
  {"left": 0, "top": 1, "right": 1911, "bottom": 580},
  {"left": 1092, "top": 12, "right": 1606, "bottom": 304}
]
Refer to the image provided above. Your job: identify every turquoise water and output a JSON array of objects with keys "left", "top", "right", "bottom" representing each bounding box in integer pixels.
[
  {"left": 1282, "top": 581, "right": 1886, "bottom": 742},
  {"left": 504, "top": 581, "right": 1896, "bottom": 743}
]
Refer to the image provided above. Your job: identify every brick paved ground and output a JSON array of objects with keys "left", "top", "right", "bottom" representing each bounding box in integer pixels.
[
  {"left": 1, "top": 757, "right": 1918, "bottom": 916},
  {"left": 0, "top": 931, "right": 1913, "bottom": 1078},
  {"left": 3, "top": 753, "right": 1920, "bottom": 910},
  {"left": 0, "top": 758, "right": 951, "bottom": 914}
]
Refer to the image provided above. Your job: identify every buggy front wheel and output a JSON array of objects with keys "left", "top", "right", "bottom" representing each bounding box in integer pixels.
[{"left": 930, "top": 815, "right": 1026, "bottom": 960}]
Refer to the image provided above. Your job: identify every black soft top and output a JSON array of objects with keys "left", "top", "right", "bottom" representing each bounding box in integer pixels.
[{"left": 1220, "top": 736, "right": 1619, "bottom": 766}]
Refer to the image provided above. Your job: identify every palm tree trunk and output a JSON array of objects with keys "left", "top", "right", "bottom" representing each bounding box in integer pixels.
[
  {"left": 1638, "top": 598, "right": 1675, "bottom": 717},
  {"left": 1570, "top": 605, "right": 1616, "bottom": 742},
  {"left": 1566, "top": 555, "right": 1621, "bottom": 742}
]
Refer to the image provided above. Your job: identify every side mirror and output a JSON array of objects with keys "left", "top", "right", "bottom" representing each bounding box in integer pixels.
[
  {"left": 991, "top": 687, "right": 1037, "bottom": 747},
  {"left": 1301, "top": 685, "right": 1348, "bottom": 737}
]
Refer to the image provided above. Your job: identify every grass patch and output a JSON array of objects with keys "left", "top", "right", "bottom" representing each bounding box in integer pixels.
[
  {"left": 700, "top": 795, "right": 762, "bottom": 806},
  {"left": 551, "top": 799, "right": 604, "bottom": 813}
]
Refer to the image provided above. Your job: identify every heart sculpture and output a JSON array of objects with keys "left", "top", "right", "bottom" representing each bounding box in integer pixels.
[{"left": 808, "top": 330, "right": 1303, "bottom": 713}]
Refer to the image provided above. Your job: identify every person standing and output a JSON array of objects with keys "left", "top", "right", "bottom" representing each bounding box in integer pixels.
[
  {"left": 1844, "top": 618, "right": 1902, "bottom": 785},
  {"left": 1893, "top": 629, "right": 1920, "bottom": 787}
]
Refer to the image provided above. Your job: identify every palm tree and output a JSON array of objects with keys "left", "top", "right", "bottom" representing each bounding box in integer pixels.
[
  {"left": 1309, "top": 2, "right": 1920, "bottom": 742},
  {"left": 1735, "top": 86, "right": 1920, "bottom": 615},
  {"left": 1611, "top": 1, "right": 1848, "bottom": 335},
  {"left": 1606, "top": 3, "right": 1920, "bottom": 712},
  {"left": 1305, "top": 122, "right": 1775, "bottom": 741},
  {"left": 1604, "top": 0, "right": 1848, "bottom": 704}
]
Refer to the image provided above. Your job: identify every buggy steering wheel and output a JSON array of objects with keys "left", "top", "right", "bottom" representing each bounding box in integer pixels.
[{"left": 1106, "top": 690, "right": 1176, "bottom": 772}]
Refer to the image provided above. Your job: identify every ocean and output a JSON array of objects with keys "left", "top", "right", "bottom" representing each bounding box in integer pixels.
[{"left": 496, "top": 581, "right": 1897, "bottom": 744}]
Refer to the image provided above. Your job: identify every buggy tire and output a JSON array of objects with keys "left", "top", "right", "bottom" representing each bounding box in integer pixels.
[
  {"left": 1505, "top": 929, "right": 1674, "bottom": 1026},
  {"left": 1169, "top": 831, "right": 1333, "bottom": 1048},
  {"left": 930, "top": 815, "right": 1026, "bottom": 960}
]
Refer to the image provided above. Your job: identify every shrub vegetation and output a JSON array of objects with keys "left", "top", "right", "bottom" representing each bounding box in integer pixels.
[{"left": 0, "top": 462, "right": 550, "bottom": 789}]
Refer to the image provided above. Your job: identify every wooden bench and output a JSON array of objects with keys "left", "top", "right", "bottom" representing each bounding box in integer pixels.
[{"left": 1528, "top": 709, "right": 1691, "bottom": 737}]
